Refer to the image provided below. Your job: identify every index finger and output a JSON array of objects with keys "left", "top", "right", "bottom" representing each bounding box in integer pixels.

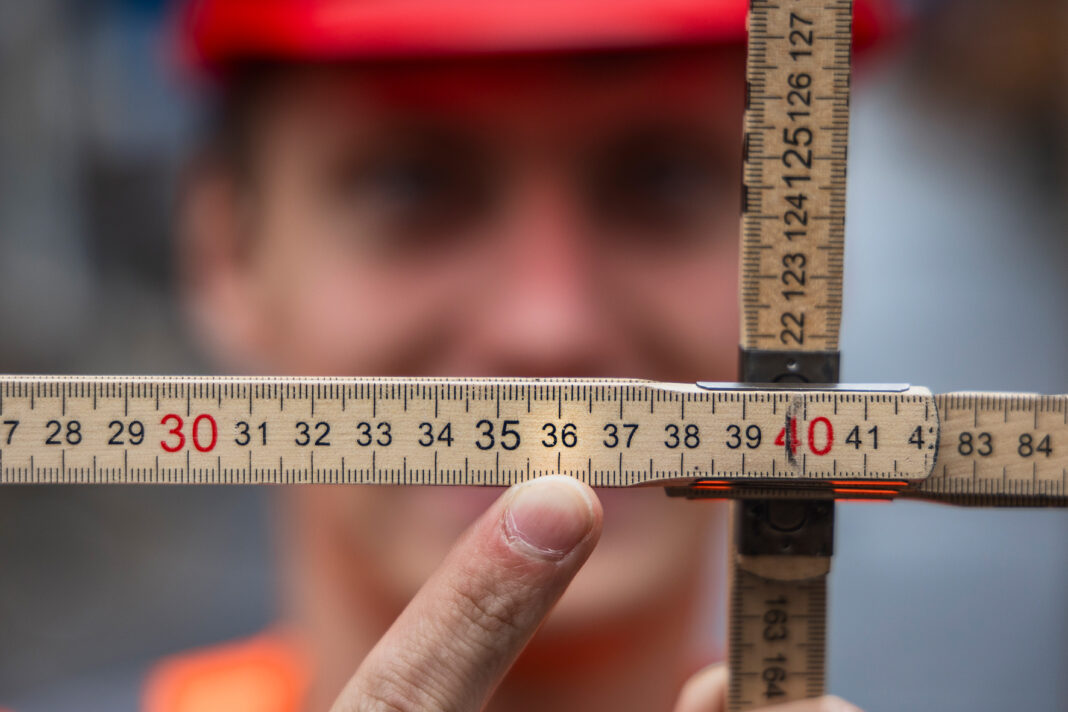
[{"left": 330, "top": 475, "right": 602, "bottom": 712}]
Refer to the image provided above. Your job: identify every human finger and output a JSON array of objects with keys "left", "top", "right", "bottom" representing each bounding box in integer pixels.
[
  {"left": 330, "top": 475, "right": 602, "bottom": 712},
  {"left": 673, "top": 662, "right": 727, "bottom": 712}
]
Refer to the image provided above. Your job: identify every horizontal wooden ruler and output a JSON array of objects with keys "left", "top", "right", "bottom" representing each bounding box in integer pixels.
[{"left": 0, "top": 377, "right": 1063, "bottom": 504}]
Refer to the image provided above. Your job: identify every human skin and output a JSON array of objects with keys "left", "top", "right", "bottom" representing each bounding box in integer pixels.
[{"left": 181, "top": 47, "right": 862, "bottom": 712}]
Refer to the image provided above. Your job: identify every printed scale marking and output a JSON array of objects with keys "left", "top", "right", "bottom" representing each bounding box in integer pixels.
[
  {"left": 0, "top": 376, "right": 1064, "bottom": 503},
  {"left": 740, "top": 0, "right": 850, "bottom": 352},
  {"left": 0, "top": 377, "right": 935, "bottom": 487},
  {"left": 732, "top": 3, "right": 853, "bottom": 704}
]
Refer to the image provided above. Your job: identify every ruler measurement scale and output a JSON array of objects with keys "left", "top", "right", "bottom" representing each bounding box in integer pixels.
[
  {"left": 741, "top": 0, "right": 849, "bottom": 355},
  {"left": 734, "top": 0, "right": 853, "bottom": 708},
  {"left": 728, "top": 554, "right": 829, "bottom": 706},
  {"left": 0, "top": 378, "right": 936, "bottom": 486},
  {"left": 0, "top": 377, "right": 1063, "bottom": 503},
  {"left": 917, "top": 393, "right": 1068, "bottom": 504}
]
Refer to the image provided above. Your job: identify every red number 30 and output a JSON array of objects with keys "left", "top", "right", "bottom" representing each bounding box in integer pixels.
[{"left": 160, "top": 414, "right": 217, "bottom": 453}]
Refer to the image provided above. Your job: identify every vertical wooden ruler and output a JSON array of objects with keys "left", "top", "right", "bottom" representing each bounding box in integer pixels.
[
  {"left": 732, "top": 0, "right": 852, "bottom": 709},
  {"left": 740, "top": 0, "right": 849, "bottom": 358}
]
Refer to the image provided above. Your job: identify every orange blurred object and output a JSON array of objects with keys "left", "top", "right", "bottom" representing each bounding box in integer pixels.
[{"left": 143, "top": 633, "right": 309, "bottom": 712}]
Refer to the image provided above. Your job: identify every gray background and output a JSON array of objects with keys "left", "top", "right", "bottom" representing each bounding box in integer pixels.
[{"left": 832, "top": 64, "right": 1068, "bottom": 709}]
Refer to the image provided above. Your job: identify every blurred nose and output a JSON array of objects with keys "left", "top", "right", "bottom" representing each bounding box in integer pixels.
[{"left": 468, "top": 174, "right": 612, "bottom": 376}]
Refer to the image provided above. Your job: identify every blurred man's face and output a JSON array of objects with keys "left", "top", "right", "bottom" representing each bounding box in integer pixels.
[{"left": 187, "top": 48, "right": 742, "bottom": 638}]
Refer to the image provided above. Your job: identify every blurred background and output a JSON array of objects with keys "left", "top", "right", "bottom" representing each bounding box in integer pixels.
[{"left": 0, "top": 0, "right": 1065, "bottom": 710}]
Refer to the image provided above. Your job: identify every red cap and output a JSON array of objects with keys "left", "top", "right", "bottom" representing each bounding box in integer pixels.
[{"left": 179, "top": 0, "right": 898, "bottom": 75}]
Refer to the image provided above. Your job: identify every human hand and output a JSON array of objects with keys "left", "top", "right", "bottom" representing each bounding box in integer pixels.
[
  {"left": 328, "top": 474, "right": 602, "bottom": 711},
  {"left": 327, "top": 474, "right": 862, "bottom": 712}
]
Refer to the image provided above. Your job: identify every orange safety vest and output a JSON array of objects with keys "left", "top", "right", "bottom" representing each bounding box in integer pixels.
[{"left": 142, "top": 632, "right": 309, "bottom": 712}]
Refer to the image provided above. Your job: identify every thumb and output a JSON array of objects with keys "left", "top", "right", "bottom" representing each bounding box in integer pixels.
[
  {"left": 330, "top": 475, "right": 602, "bottom": 712},
  {"left": 674, "top": 663, "right": 727, "bottom": 712}
]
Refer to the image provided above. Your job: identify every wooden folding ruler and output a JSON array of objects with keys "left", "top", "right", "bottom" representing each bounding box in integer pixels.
[
  {"left": 0, "top": 1, "right": 1065, "bottom": 709},
  {"left": 726, "top": 1, "right": 1064, "bottom": 708},
  {"left": 731, "top": 0, "right": 850, "bottom": 707}
]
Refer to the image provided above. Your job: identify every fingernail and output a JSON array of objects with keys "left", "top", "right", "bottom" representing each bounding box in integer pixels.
[{"left": 504, "top": 476, "right": 595, "bottom": 559}]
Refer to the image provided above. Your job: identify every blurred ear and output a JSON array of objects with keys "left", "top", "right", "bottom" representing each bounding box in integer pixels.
[{"left": 178, "top": 157, "right": 270, "bottom": 372}]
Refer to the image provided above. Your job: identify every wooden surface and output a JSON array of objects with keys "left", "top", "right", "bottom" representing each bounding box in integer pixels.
[
  {"left": 918, "top": 393, "right": 1068, "bottom": 505},
  {"left": 729, "top": 556, "right": 828, "bottom": 709},
  {"left": 0, "top": 377, "right": 935, "bottom": 486},
  {"left": 739, "top": 0, "right": 852, "bottom": 353},
  {"left": 0, "top": 377, "right": 1062, "bottom": 504}
]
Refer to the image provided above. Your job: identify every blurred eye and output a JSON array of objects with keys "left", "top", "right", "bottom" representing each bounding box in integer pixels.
[
  {"left": 367, "top": 154, "right": 462, "bottom": 219},
  {"left": 329, "top": 131, "right": 495, "bottom": 251},
  {"left": 585, "top": 128, "right": 733, "bottom": 244}
]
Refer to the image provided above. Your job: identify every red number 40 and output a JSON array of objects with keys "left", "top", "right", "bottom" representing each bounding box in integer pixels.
[{"left": 774, "top": 416, "right": 834, "bottom": 456}]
